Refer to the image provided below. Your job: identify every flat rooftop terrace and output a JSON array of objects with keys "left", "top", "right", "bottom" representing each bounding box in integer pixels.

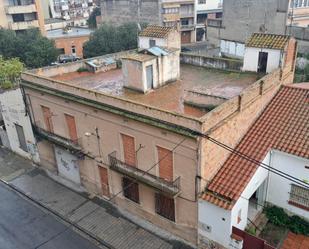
[{"left": 52, "top": 64, "right": 258, "bottom": 118}]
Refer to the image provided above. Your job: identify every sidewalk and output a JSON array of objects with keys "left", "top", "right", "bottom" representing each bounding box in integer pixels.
[{"left": 0, "top": 148, "right": 193, "bottom": 249}]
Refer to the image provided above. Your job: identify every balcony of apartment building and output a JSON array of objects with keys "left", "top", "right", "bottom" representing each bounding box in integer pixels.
[
  {"left": 108, "top": 151, "right": 181, "bottom": 196},
  {"left": 33, "top": 121, "right": 83, "bottom": 157},
  {"left": 5, "top": 0, "right": 37, "bottom": 15},
  {"left": 179, "top": 4, "right": 194, "bottom": 18},
  {"left": 180, "top": 18, "right": 195, "bottom": 31},
  {"left": 8, "top": 12, "right": 39, "bottom": 30}
]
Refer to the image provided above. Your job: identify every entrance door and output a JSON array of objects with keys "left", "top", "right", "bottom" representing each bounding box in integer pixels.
[
  {"left": 181, "top": 31, "right": 191, "bottom": 44},
  {"left": 99, "top": 166, "right": 109, "bottom": 197},
  {"left": 15, "top": 124, "right": 28, "bottom": 152},
  {"left": 146, "top": 65, "right": 153, "bottom": 90},
  {"left": 54, "top": 146, "right": 80, "bottom": 184},
  {"left": 258, "top": 52, "right": 268, "bottom": 73}
]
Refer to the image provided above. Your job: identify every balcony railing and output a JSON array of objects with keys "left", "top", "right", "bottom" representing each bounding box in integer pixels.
[
  {"left": 8, "top": 20, "right": 39, "bottom": 30},
  {"left": 109, "top": 151, "right": 181, "bottom": 196},
  {"left": 33, "top": 124, "right": 84, "bottom": 157},
  {"left": 180, "top": 24, "right": 195, "bottom": 31},
  {"left": 5, "top": 4, "right": 36, "bottom": 14}
]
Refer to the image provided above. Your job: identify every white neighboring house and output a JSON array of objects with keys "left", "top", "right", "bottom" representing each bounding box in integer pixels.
[
  {"left": 243, "top": 33, "right": 294, "bottom": 73},
  {"left": 199, "top": 84, "right": 309, "bottom": 248},
  {"left": 0, "top": 88, "right": 39, "bottom": 163}
]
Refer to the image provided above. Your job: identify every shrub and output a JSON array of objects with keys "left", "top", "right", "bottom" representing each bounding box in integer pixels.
[
  {"left": 77, "top": 67, "right": 89, "bottom": 73},
  {"left": 264, "top": 206, "right": 309, "bottom": 235}
]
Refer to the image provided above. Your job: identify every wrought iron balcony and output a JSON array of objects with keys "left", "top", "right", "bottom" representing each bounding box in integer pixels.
[
  {"left": 109, "top": 151, "right": 181, "bottom": 196},
  {"left": 33, "top": 124, "right": 83, "bottom": 157}
]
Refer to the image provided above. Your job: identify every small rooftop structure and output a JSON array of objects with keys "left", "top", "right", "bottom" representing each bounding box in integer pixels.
[
  {"left": 138, "top": 24, "right": 181, "bottom": 50},
  {"left": 123, "top": 25, "right": 181, "bottom": 93},
  {"left": 201, "top": 85, "right": 309, "bottom": 210},
  {"left": 243, "top": 33, "right": 296, "bottom": 74}
]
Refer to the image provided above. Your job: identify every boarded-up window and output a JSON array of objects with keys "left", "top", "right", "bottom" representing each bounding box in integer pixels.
[
  {"left": 289, "top": 184, "right": 309, "bottom": 210},
  {"left": 15, "top": 124, "right": 28, "bottom": 152},
  {"left": 64, "top": 114, "right": 78, "bottom": 142},
  {"left": 41, "top": 106, "right": 53, "bottom": 132},
  {"left": 99, "top": 166, "right": 109, "bottom": 197},
  {"left": 121, "top": 134, "right": 136, "bottom": 167},
  {"left": 122, "top": 177, "right": 139, "bottom": 203},
  {"left": 155, "top": 193, "right": 175, "bottom": 221},
  {"left": 157, "top": 146, "right": 173, "bottom": 182}
]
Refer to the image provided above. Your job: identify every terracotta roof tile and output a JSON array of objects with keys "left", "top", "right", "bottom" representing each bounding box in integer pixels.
[
  {"left": 246, "top": 33, "right": 290, "bottom": 50},
  {"left": 139, "top": 25, "right": 174, "bottom": 38},
  {"left": 202, "top": 86, "right": 309, "bottom": 210}
]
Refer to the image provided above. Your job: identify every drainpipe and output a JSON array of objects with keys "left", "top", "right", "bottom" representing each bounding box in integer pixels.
[{"left": 265, "top": 150, "right": 273, "bottom": 205}]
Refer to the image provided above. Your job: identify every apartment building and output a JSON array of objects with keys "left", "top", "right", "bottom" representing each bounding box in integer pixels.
[
  {"left": 43, "top": 0, "right": 95, "bottom": 27},
  {"left": 100, "top": 0, "right": 195, "bottom": 44},
  {"left": 288, "top": 0, "right": 309, "bottom": 27},
  {"left": 20, "top": 26, "right": 297, "bottom": 246},
  {"left": 195, "top": 0, "right": 222, "bottom": 42},
  {"left": 0, "top": 0, "right": 45, "bottom": 33}
]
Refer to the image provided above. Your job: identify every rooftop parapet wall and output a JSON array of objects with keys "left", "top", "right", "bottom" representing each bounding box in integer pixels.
[
  {"left": 180, "top": 53, "right": 243, "bottom": 72},
  {"left": 200, "top": 68, "right": 283, "bottom": 133},
  {"left": 30, "top": 51, "right": 136, "bottom": 78},
  {"left": 21, "top": 72, "right": 204, "bottom": 137}
]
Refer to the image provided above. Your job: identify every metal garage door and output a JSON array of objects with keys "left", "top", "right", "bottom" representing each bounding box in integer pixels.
[{"left": 54, "top": 146, "right": 80, "bottom": 184}]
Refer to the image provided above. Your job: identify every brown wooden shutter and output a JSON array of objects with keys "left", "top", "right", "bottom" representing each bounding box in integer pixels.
[
  {"left": 157, "top": 146, "right": 173, "bottom": 182},
  {"left": 121, "top": 134, "right": 136, "bottom": 167},
  {"left": 64, "top": 114, "right": 78, "bottom": 142},
  {"left": 99, "top": 166, "right": 109, "bottom": 197},
  {"left": 41, "top": 106, "right": 53, "bottom": 132},
  {"left": 122, "top": 177, "right": 139, "bottom": 203},
  {"left": 155, "top": 193, "right": 175, "bottom": 221}
]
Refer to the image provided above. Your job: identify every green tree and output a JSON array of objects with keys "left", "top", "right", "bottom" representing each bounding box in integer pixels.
[
  {"left": 0, "top": 56, "right": 24, "bottom": 89},
  {"left": 83, "top": 22, "right": 140, "bottom": 58},
  {"left": 0, "top": 28, "right": 58, "bottom": 68},
  {"left": 87, "top": 7, "right": 101, "bottom": 29}
]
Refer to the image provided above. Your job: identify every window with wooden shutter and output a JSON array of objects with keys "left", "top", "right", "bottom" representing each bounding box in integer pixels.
[
  {"left": 64, "top": 113, "right": 78, "bottom": 142},
  {"left": 41, "top": 106, "right": 53, "bottom": 132},
  {"left": 122, "top": 177, "right": 140, "bottom": 203},
  {"left": 157, "top": 146, "right": 173, "bottom": 182},
  {"left": 99, "top": 166, "right": 109, "bottom": 197},
  {"left": 289, "top": 184, "right": 309, "bottom": 210},
  {"left": 121, "top": 134, "right": 136, "bottom": 167},
  {"left": 155, "top": 193, "right": 175, "bottom": 222}
]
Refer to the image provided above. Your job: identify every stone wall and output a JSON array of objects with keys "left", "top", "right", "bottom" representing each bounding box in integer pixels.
[{"left": 180, "top": 53, "right": 243, "bottom": 71}]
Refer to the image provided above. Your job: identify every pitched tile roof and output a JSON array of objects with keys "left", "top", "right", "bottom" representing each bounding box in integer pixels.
[
  {"left": 246, "top": 33, "right": 290, "bottom": 50},
  {"left": 201, "top": 85, "right": 309, "bottom": 210},
  {"left": 139, "top": 25, "right": 174, "bottom": 38}
]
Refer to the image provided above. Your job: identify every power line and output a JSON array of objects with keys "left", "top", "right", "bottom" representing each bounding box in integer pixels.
[
  {"left": 108, "top": 137, "right": 187, "bottom": 202},
  {"left": 196, "top": 133, "right": 309, "bottom": 190}
]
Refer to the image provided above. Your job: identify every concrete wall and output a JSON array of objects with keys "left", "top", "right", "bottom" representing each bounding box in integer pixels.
[
  {"left": 0, "top": 88, "right": 39, "bottom": 162},
  {"left": 180, "top": 52, "right": 243, "bottom": 71},
  {"left": 267, "top": 150, "right": 309, "bottom": 219},
  {"left": 23, "top": 86, "right": 199, "bottom": 244},
  {"left": 287, "top": 25, "right": 309, "bottom": 53},
  {"left": 100, "top": 0, "right": 162, "bottom": 25},
  {"left": 220, "top": 0, "right": 289, "bottom": 43},
  {"left": 198, "top": 199, "right": 231, "bottom": 248},
  {"left": 220, "top": 40, "right": 245, "bottom": 58},
  {"left": 243, "top": 47, "right": 282, "bottom": 73}
]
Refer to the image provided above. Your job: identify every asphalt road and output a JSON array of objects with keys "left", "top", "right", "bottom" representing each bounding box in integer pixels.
[{"left": 0, "top": 182, "right": 104, "bottom": 249}]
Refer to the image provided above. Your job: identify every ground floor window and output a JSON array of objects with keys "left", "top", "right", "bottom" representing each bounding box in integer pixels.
[
  {"left": 155, "top": 193, "right": 175, "bottom": 222},
  {"left": 122, "top": 177, "right": 139, "bottom": 203},
  {"left": 289, "top": 184, "right": 309, "bottom": 210}
]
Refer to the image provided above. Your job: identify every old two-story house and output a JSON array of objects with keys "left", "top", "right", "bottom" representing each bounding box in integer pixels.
[{"left": 20, "top": 26, "right": 297, "bottom": 247}]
